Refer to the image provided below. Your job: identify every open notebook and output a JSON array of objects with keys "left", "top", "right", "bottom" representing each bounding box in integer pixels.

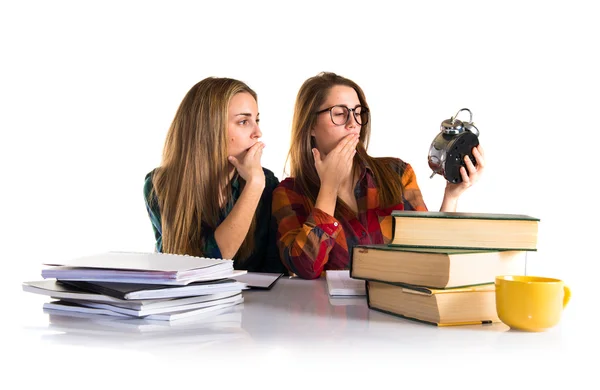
[{"left": 325, "top": 270, "right": 366, "bottom": 296}]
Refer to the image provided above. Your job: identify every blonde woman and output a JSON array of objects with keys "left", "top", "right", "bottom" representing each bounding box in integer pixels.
[
  {"left": 273, "top": 72, "right": 485, "bottom": 279},
  {"left": 144, "top": 77, "right": 285, "bottom": 273}
]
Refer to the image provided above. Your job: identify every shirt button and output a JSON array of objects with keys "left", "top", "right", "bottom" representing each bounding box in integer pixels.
[
  {"left": 333, "top": 222, "right": 339, "bottom": 227},
  {"left": 361, "top": 231, "right": 367, "bottom": 238}
]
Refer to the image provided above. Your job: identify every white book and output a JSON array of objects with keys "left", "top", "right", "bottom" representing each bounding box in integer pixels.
[
  {"left": 44, "top": 297, "right": 244, "bottom": 321},
  {"left": 43, "top": 301, "right": 131, "bottom": 317},
  {"left": 58, "top": 279, "right": 248, "bottom": 300},
  {"left": 72, "top": 292, "right": 243, "bottom": 317},
  {"left": 143, "top": 297, "right": 243, "bottom": 321},
  {"left": 232, "top": 272, "right": 283, "bottom": 289},
  {"left": 45, "top": 306, "right": 244, "bottom": 333},
  {"left": 23, "top": 280, "right": 150, "bottom": 304},
  {"left": 23, "top": 279, "right": 246, "bottom": 306},
  {"left": 61, "top": 291, "right": 240, "bottom": 311},
  {"left": 325, "top": 270, "right": 366, "bottom": 296},
  {"left": 41, "top": 251, "right": 244, "bottom": 285},
  {"left": 42, "top": 267, "right": 247, "bottom": 285}
]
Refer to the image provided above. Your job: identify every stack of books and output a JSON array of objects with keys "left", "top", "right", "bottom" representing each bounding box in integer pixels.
[
  {"left": 349, "top": 211, "right": 540, "bottom": 326},
  {"left": 23, "top": 251, "right": 249, "bottom": 322}
]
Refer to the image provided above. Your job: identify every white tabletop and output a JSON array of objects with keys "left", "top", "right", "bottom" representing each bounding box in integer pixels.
[{"left": 6, "top": 276, "right": 594, "bottom": 389}]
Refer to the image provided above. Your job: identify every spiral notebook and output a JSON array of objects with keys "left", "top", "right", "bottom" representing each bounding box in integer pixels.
[{"left": 41, "top": 251, "right": 245, "bottom": 285}]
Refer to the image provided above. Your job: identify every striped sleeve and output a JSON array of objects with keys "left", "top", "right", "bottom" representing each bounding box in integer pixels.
[
  {"left": 400, "top": 163, "right": 428, "bottom": 211},
  {"left": 272, "top": 181, "right": 342, "bottom": 279}
]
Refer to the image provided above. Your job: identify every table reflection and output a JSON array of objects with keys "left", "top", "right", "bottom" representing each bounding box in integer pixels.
[{"left": 26, "top": 277, "right": 571, "bottom": 358}]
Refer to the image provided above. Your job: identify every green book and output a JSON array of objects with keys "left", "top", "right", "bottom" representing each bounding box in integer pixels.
[
  {"left": 390, "top": 211, "right": 539, "bottom": 251},
  {"left": 366, "top": 280, "right": 499, "bottom": 326},
  {"left": 350, "top": 244, "right": 527, "bottom": 289}
]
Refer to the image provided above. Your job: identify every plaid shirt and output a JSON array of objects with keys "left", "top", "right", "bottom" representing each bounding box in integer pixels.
[
  {"left": 144, "top": 168, "right": 286, "bottom": 273},
  {"left": 272, "top": 158, "right": 428, "bottom": 279}
]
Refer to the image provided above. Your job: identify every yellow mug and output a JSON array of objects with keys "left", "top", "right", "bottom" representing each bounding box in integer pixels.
[{"left": 495, "top": 275, "right": 571, "bottom": 332}]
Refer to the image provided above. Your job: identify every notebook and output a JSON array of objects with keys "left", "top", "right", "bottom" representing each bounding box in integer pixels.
[
  {"left": 44, "top": 296, "right": 244, "bottom": 321},
  {"left": 70, "top": 291, "right": 243, "bottom": 317},
  {"left": 232, "top": 272, "right": 283, "bottom": 290},
  {"left": 41, "top": 251, "right": 245, "bottom": 285},
  {"left": 59, "top": 279, "right": 247, "bottom": 300},
  {"left": 45, "top": 305, "right": 244, "bottom": 333},
  {"left": 325, "top": 270, "right": 366, "bottom": 296}
]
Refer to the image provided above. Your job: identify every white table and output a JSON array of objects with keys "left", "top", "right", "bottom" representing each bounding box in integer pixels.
[{"left": 7, "top": 277, "right": 594, "bottom": 389}]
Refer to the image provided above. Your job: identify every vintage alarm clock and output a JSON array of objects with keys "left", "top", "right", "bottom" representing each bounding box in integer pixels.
[{"left": 428, "top": 108, "right": 480, "bottom": 184}]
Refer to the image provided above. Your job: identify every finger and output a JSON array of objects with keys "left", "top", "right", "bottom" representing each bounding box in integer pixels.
[
  {"left": 244, "top": 144, "right": 258, "bottom": 158},
  {"left": 459, "top": 166, "right": 471, "bottom": 186},
  {"left": 464, "top": 154, "right": 477, "bottom": 173},
  {"left": 245, "top": 142, "right": 264, "bottom": 159},
  {"left": 348, "top": 149, "right": 357, "bottom": 164},
  {"left": 228, "top": 156, "right": 240, "bottom": 170},
  {"left": 255, "top": 143, "right": 264, "bottom": 162},
  {"left": 345, "top": 137, "right": 359, "bottom": 160},
  {"left": 476, "top": 144, "right": 485, "bottom": 157},
  {"left": 473, "top": 146, "right": 485, "bottom": 170},
  {"left": 312, "top": 148, "right": 321, "bottom": 164},
  {"left": 335, "top": 134, "right": 357, "bottom": 154},
  {"left": 341, "top": 134, "right": 359, "bottom": 155}
]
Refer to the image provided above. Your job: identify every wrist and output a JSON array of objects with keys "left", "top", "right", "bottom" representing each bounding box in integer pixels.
[
  {"left": 319, "top": 182, "right": 340, "bottom": 195},
  {"left": 440, "top": 193, "right": 458, "bottom": 212},
  {"left": 245, "top": 176, "right": 266, "bottom": 191}
]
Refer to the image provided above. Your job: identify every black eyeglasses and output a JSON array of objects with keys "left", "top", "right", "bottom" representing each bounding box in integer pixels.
[{"left": 315, "top": 105, "right": 370, "bottom": 126}]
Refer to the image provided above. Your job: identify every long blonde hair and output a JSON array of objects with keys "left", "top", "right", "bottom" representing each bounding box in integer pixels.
[
  {"left": 286, "top": 72, "right": 405, "bottom": 216},
  {"left": 151, "top": 77, "right": 258, "bottom": 260}
]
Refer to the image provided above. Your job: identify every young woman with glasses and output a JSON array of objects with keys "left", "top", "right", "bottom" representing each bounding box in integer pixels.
[
  {"left": 272, "top": 72, "right": 485, "bottom": 279},
  {"left": 144, "top": 77, "right": 286, "bottom": 273}
]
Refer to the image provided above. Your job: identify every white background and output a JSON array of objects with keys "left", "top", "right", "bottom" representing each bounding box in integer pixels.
[{"left": 1, "top": 0, "right": 598, "bottom": 385}]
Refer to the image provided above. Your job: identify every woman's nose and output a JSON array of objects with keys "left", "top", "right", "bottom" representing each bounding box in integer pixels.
[
  {"left": 253, "top": 125, "right": 262, "bottom": 139},
  {"left": 346, "top": 114, "right": 358, "bottom": 129}
]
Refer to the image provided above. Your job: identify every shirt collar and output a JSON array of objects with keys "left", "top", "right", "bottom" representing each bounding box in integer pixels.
[
  {"left": 356, "top": 158, "right": 374, "bottom": 183},
  {"left": 230, "top": 173, "right": 241, "bottom": 192}
]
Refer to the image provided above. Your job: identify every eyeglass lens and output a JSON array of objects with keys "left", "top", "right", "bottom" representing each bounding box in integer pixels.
[{"left": 330, "top": 106, "right": 368, "bottom": 126}]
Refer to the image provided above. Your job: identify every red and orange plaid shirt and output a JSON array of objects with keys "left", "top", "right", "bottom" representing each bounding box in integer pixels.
[{"left": 272, "top": 158, "right": 428, "bottom": 279}]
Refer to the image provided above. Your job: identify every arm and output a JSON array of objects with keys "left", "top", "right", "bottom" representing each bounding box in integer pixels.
[
  {"left": 439, "top": 194, "right": 459, "bottom": 213},
  {"left": 272, "top": 184, "right": 342, "bottom": 279},
  {"left": 214, "top": 141, "right": 266, "bottom": 260},
  {"left": 311, "top": 133, "right": 360, "bottom": 215},
  {"left": 271, "top": 134, "right": 358, "bottom": 279},
  {"left": 213, "top": 181, "right": 264, "bottom": 260}
]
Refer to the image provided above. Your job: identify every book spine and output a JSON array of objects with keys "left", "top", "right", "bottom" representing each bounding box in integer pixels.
[{"left": 388, "top": 243, "right": 538, "bottom": 252}]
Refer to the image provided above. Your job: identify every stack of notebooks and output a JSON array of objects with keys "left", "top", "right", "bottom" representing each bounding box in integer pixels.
[
  {"left": 23, "top": 251, "right": 249, "bottom": 322},
  {"left": 349, "top": 211, "right": 540, "bottom": 326}
]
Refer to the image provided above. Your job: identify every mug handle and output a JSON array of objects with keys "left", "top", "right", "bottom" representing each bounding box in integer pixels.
[{"left": 563, "top": 285, "right": 571, "bottom": 308}]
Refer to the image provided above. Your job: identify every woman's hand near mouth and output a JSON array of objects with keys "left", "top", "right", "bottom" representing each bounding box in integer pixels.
[{"left": 228, "top": 141, "right": 266, "bottom": 190}]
